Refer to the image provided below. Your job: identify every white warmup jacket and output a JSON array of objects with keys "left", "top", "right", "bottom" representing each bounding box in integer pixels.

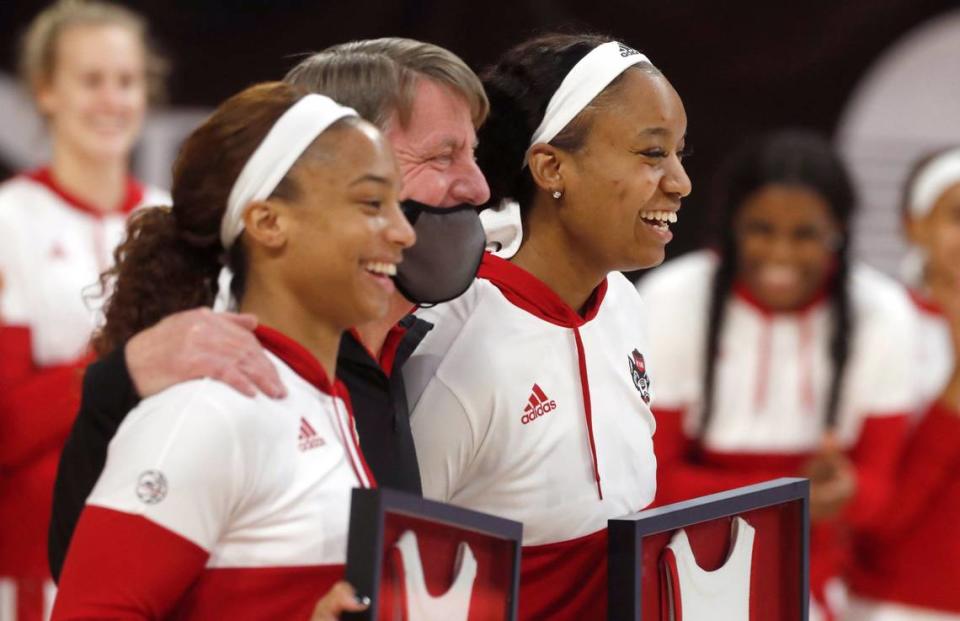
[
  {"left": 0, "top": 168, "right": 167, "bottom": 621},
  {"left": 405, "top": 252, "right": 658, "bottom": 620},
  {"left": 52, "top": 326, "right": 372, "bottom": 620}
]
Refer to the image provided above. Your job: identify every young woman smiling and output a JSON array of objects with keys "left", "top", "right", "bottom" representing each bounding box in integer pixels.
[
  {"left": 403, "top": 33, "right": 691, "bottom": 620},
  {"left": 637, "top": 130, "right": 916, "bottom": 621},
  {"left": 51, "top": 82, "right": 414, "bottom": 619}
]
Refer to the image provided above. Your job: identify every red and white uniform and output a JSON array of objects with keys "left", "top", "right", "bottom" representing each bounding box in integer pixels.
[
  {"left": 636, "top": 251, "right": 916, "bottom": 621},
  {"left": 0, "top": 169, "right": 167, "bottom": 621},
  {"left": 846, "top": 291, "right": 960, "bottom": 621},
  {"left": 52, "top": 326, "right": 373, "bottom": 620},
  {"left": 405, "top": 253, "right": 658, "bottom": 621}
]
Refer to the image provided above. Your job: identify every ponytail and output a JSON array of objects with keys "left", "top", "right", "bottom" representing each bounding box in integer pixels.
[{"left": 93, "top": 206, "right": 221, "bottom": 355}]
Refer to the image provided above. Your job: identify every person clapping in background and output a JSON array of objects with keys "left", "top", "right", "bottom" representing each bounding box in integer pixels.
[
  {"left": 846, "top": 147, "right": 960, "bottom": 621},
  {"left": 637, "top": 130, "right": 917, "bottom": 621}
]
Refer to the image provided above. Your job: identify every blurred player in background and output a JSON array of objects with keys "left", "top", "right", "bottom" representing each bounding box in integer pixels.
[
  {"left": 0, "top": 1, "right": 167, "bottom": 617},
  {"left": 847, "top": 147, "right": 960, "bottom": 621},
  {"left": 637, "top": 130, "right": 917, "bottom": 621}
]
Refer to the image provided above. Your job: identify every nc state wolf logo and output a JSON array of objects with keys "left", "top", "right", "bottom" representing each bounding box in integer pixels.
[{"left": 628, "top": 349, "right": 651, "bottom": 404}]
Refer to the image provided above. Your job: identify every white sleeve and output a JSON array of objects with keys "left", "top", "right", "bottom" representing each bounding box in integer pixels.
[
  {"left": 635, "top": 274, "right": 705, "bottom": 410},
  {"left": 87, "top": 383, "right": 246, "bottom": 551},
  {"left": 409, "top": 376, "right": 477, "bottom": 503},
  {"left": 848, "top": 298, "right": 920, "bottom": 416}
]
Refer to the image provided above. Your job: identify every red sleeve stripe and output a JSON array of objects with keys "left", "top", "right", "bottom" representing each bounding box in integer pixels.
[{"left": 53, "top": 506, "right": 209, "bottom": 620}]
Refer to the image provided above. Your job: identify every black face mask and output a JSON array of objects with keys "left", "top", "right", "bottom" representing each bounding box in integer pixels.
[{"left": 394, "top": 200, "right": 486, "bottom": 305}]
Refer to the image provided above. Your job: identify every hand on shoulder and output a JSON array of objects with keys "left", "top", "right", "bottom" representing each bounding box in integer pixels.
[{"left": 124, "top": 307, "right": 286, "bottom": 399}]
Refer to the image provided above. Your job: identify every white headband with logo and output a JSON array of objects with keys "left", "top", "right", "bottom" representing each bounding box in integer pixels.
[
  {"left": 220, "top": 93, "right": 358, "bottom": 248},
  {"left": 908, "top": 148, "right": 960, "bottom": 218},
  {"left": 524, "top": 41, "right": 652, "bottom": 166}
]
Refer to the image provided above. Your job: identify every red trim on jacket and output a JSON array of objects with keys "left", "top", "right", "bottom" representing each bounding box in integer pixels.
[
  {"left": 907, "top": 288, "right": 944, "bottom": 317},
  {"left": 346, "top": 319, "right": 411, "bottom": 377},
  {"left": 24, "top": 167, "right": 145, "bottom": 218},
  {"left": 651, "top": 407, "right": 908, "bottom": 614},
  {"left": 732, "top": 283, "right": 823, "bottom": 414},
  {"left": 519, "top": 528, "right": 608, "bottom": 621},
  {"left": 754, "top": 319, "right": 772, "bottom": 409},
  {"left": 53, "top": 506, "right": 343, "bottom": 620},
  {"left": 477, "top": 253, "right": 607, "bottom": 327},
  {"left": 378, "top": 323, "right": 408, "bottom": 377},
  {"left": 254, "top": 325, "right": 337, "bottom": 395},
  {"left": 573, "top": 328, "right": 603, "bottom": 499},
  {"left": 850, "top": 401, "right": 960, "bottom": 612},
  {"left": 334, "top": 388, "right": 378, "bottom": 489},
  {"left": 478, "top": 252, "right": 608, "bottom": 499},
  {"left": 731, "top": 280, "right": 830, "bottom": 318}
]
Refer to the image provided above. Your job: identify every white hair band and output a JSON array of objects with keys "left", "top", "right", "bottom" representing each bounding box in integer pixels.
[
  {"left": 908, "top": 148, "right": 960, "bottom": 218},
  {"left": 213, "top": 93, "right": 357, "bottom": 312},
  {"left": 220, "top": 93, "right": 358, "bottom": 249},
  {"left": 525, "top": 41, "right": 653, "bottom": 167}
]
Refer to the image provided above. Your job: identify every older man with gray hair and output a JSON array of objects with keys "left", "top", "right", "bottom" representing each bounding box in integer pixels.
[{"left": 48, "top": 37, "right": 491, "bottom": 580}]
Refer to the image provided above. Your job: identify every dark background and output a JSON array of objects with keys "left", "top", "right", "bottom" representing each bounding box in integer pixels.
[{"left": 2, "top": 0, "right": 957, "bottom": 256}]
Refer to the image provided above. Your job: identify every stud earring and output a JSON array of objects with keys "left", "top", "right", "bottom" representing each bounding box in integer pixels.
[{"left": 553, "top": 190, "right": 562, "bottom": 199}]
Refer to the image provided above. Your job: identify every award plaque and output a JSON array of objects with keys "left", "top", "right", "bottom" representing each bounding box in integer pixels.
[
  {"left": 608, "top": 477, "right": 810, "bottom": 621},
  {"left": 344, "top": 488, "right": 523, "bottom": 621}
]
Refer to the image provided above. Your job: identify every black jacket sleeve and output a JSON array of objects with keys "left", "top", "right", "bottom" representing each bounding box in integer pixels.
[{"left": 48, "top": 345, "right": 141, "bottom": 581}]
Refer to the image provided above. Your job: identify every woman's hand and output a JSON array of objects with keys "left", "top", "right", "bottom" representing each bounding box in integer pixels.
[
  {"left": 803, "top": 433, "right": 857, "bottom": 521},
  {"left": 311, "top": 581, "right": 370, "bottom": 621}
]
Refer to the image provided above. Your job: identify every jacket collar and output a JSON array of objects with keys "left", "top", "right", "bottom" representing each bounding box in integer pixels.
[
  {"left": 477, "top": 253, "right": 607, "bottom": 328},
  {"left": 340, "top": 316, "right": 434, "bottom": 376},
  {"left": 25, "top": 167, "right": 144, "bottom": 218},
  {"left": 908, "top": 288, "right": 943, "bottom": 316},
  {"left": 254, "top": 324, "right": 338, "bottom": 396},
  {"left": 732, "top": 280, "right": 830, "bottom": 317}
]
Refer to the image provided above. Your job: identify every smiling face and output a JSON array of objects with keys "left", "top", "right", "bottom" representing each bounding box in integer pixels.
[
  {"left": 376, "top": 77, "right": 490, "bottom": 314},
  {"left": 277, "top": 121, "right": 416, "bottom": 329},
  {"left": 554, "top": 69, "right": 691, "bottom": 274},
  {"left": 734, "top": 184, "right": 842, "bottom": 311},
  {"left": 36, "top": 23, "right": 148, "bottom": 163},
  {"left": 908, "top": 182, "right": 960, "bottom": 290},
  {"left": 384, "top": 77, "right": 490, "bottom": 207}
]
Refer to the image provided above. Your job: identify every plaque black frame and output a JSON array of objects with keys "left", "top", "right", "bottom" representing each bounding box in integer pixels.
[
  {"left": 608, "top": 477, "right": 810, "bottom": 621},
  {"left": 344, "top": 487, "right": 524, "bottom": 621}
]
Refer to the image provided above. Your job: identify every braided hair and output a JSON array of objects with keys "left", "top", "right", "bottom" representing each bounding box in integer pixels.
[{"left": 700, "top": 130, "right": 856, "bottom": 437}]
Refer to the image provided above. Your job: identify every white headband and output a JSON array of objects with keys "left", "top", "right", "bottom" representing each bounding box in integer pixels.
[
  {"left": 220, "top": 93, "right": 358, "bottom": 248},
  {"left": 908, "top": 148, "right": 960, "bottom": 218},
  {"left": 525, "top": 41, "right": 652, "bottom": 166}
]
